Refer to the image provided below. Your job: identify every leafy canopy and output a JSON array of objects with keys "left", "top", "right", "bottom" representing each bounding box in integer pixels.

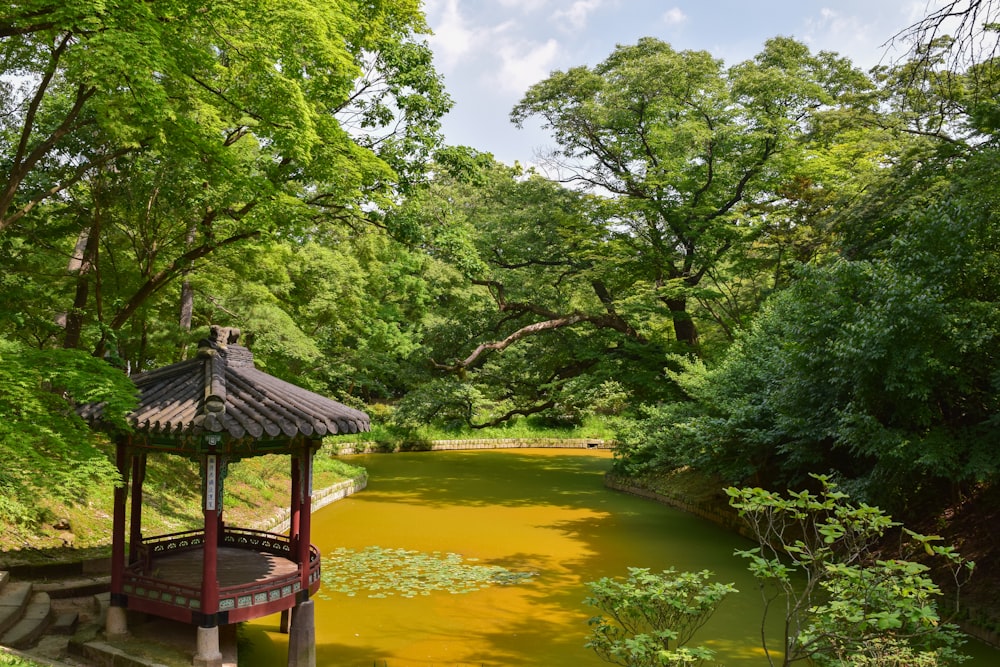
[{"left": 0, "top": 337, "right": 135, "bottom": 523}]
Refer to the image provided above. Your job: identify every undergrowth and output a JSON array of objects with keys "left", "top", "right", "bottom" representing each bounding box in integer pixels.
[
  {"left": 338, "top": 414, "right": 616, "bottom": 452},
  {"left": 0, "top": 650, "right": 44, "bottom": 666}
]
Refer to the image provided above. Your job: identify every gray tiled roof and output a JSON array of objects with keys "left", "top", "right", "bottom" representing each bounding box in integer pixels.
[{"left": 81, "top": 328, "right": 370, "bottom": 441}]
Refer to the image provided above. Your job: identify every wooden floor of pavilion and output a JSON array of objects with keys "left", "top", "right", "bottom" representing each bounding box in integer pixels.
[{"left": 146, "top": 546, "right": 298, "bottom": 588}]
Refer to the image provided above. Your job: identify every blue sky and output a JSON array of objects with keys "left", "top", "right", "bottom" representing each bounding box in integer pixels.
[{"left": 421, "top": 0, "right": 937, "bottom": 165}]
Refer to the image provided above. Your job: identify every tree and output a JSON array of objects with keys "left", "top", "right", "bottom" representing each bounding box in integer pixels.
[
  {"left": 0, "top": 0, "right": 450, "bottom": 359},
  {"left": 613, "top": 34, "right": 1000, "bottom": 494},
  {"left": 582, "top": 480, "right": 971, "bottom": 666},
  {"left": 188, "top": 230, "right": 438, "bottom": 403},
  {"left": 892, "top": 0, "right": 1000, "bottom": 69},
  {"left": 0, "top": 0, "right": 448, "bottom": 228},
  {"left": 511, "top": 37, "right": 870, "bottom": 349},
  {"left": 616, "top": 198, "right": 1000, "bottom": 497},
  {"left": 386, "top": 150, "right": 677, "bottom": 428},
  {"left": 728, "top": 477, "right": 973, "bottom": 667}
]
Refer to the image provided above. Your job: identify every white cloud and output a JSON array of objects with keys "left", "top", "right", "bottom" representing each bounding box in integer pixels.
[
  {"left": 804, "top": 7, "right": 882, "bottom": 64},
  {"left": 805, "top": 4, "right": 926, "bottom": 67},
  {"left": 423, "top": 0, "right": 934, "bottom": 166},
  {"left": 425, "top": 0, "right": 563, "bottom": 95},
  {"left": 498, "top": 0, "right": 549, "bottom": 11},
  {"left": 496, "top": 38, "right": 562, "bottom": 94},
  {"left": 551, "top": 0, "right": 605, "bottom": 32},
  {"left": 662, "top": 7, "right": 687, "bottom": 26},
  {"left": 426, "top": 0, "right": 483, "bottom": 69}
]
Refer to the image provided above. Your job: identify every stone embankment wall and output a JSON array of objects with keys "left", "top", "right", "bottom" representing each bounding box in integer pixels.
[
  {"left": 602, "top": 475, "right": 752, "bottom": 541},
  {"left": 331, "top": 438, "right": 611, "bottom": 454},
  {"left": 255, "top": 475, "right": 368, "bottom": 534}
]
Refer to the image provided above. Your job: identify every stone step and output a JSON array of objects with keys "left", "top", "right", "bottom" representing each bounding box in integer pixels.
[
  {"left": 34, "top": 574, "right": 110, "bottom": 599},
  {"left": 50, "top": 610, "right": 79, "bottom": 635},
  {"left": 0, "top": 581, "right": 33, "bottom": 637},
  {"left": 93, "top": 591, "right": 110, "bottom": 619},
  {"left": 0, "top": 591, "right": 52, "bottom": 649},
  {"left": 0, "top": 571, "right": 9, "bottom": 588}
]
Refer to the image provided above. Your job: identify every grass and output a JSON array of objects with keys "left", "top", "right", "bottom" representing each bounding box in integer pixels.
[{"left": 0, "top": 650, "right": 45, "bottom": 666}]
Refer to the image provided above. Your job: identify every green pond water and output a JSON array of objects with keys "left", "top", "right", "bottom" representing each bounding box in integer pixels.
[{"left": 240, "top": 448, "right": 1000, "bottom": 666}]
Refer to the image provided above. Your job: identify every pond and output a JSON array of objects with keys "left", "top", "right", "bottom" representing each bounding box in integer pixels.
[{"left": 240, "top": 448, "right": 999, "bottom": 666}]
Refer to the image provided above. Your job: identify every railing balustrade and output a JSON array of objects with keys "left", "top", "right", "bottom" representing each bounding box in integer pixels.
[{"left": 124, "top": 526, "right": 320, "bottom": 623}]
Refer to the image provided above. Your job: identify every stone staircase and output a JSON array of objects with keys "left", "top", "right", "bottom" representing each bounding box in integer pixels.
[
  {"left": 0, "top": 567, "right": 114, "bottom": 666},
  {"left": 0, "top": 565, "right": 236, "bottom": 666},
  {"left": 0, "top": 570, "right": 59, "bottom": 650}
]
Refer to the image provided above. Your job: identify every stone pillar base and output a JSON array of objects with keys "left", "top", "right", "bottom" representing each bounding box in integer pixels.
[
  {"left": 193, "top": 626, "right": 223, "bottom": 667},
  {"left": 287, "top": 600, "right": 316, "bottom": 667},
  {"left": 105, "top": 606, "right": 128, "bottom": 640}
]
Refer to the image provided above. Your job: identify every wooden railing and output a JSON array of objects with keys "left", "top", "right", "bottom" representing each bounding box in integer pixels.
[
  {"left": 221, "top": 526, "right": 294, "bottom": 556},
  {"left": 142, "top": 528, "right": 206, "bottom": 559},
  {"left": 124, "top": 527, "right": 320, "bottom": 623}
]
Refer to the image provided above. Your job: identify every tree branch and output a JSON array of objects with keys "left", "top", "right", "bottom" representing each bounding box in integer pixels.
[
  {"left": 1, "top": 35, "right": 99, "bottom": 232},
  {"left": 435, "top": 314, "right": 588, "bottom": 371}
]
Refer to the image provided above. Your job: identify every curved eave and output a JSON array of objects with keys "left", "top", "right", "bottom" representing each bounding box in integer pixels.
[{"left": 82, "top": 347, "right": 370, "bottom": 448}]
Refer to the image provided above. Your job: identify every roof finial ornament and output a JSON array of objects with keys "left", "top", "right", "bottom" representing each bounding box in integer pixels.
[
  {"left": 211, "top": 325, "right": 240, "bottom": 346},
  {"left": 198, "top": 325, "right": 241, "bottom": 357}
]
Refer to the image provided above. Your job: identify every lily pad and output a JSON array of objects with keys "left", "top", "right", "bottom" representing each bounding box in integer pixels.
[{"left": 318, "top": 546, "right": 536, "bottom": 599}]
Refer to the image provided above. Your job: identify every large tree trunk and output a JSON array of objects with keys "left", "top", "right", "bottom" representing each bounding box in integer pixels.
[
  {"left": 63, "top": 218, "right": 101, "bottom": 350},
  {"left": 665, "top": 297, "right": 699, "bottom": 349},
  {"left": 177, "top": 224, "right": 197, "bottom": 360}
]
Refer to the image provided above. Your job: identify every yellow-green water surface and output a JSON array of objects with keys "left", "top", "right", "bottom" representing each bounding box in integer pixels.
[{"left": 240, "top": 448, "right": 999, "bottom": 666}]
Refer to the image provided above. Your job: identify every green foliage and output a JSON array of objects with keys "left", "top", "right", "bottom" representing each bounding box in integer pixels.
[
  {"left": 609, "top": 34, "right": 1000, "bottom": 496},
  {"left": 0, "top": 337, "right": 135, "bottom": 524},
  {"left": 618, "top": 196, "right": 1000, "bottom": 497},
  {"left": 836, "top": 638, "right": 946, "bottom": 667},
  {"left": 386, "top": 151, "right": 679, "bottom": 427},
  {"left": 155, "top": 230, "right": 441, "bottom": 403},
  {"left": 584, "top": 567, "right": 736, "bottom": 667},
  {"left": 728, "top": 476, "right": 972, "bottom": 666},
  {"left": 0, "top": 651, "right": 47, "bottom": 667},
  {"left": 386, "top": 377, "right": 485, "bottom": 431},
  {"left": 0, "top": 0, "right": 449, "bottom": 363}
]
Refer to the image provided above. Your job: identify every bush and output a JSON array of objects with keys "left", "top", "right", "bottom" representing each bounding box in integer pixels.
[
  {"left": 584, "top": 568, "right": 736, "bottom": 667},
  {"left": 729, "top": 475, "right": 973, "bottom": 666}
]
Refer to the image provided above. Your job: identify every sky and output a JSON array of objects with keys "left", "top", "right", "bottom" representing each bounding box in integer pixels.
[{"left": 420, "top": 0, "right": 939, "bottom": 166}]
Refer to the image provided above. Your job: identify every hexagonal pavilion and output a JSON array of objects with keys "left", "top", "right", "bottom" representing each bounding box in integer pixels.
[{"left": 80, "top": 326, "right": 369, "bottom": 666}]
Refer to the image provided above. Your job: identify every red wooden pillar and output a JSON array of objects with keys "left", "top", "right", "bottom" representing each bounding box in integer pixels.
[
  {"left": 290, "top": 457, "right": 301, "bottom": 550},
  {"left": 282, "top": 456, "right": 303, "bottom": 635},
  {"left": 288, "top": 442, "right": 317, "bottom": 667},
  {"left": 107, "top": 437, "right": 131, "bottom": 637},
  {"left": 195, "top": 440, "right": 224, "bottom": 667},
  {"left": 128, "top": 452, "right": 146, "bottom": 565},
  {"left": 200, "top": 452, "right": 220, "bottom": 620},
  {"left": 297, "top": 445, "right": 313, "bottom": 594}
]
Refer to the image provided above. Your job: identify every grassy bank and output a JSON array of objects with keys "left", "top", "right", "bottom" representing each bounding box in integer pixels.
[{"left": 0, "top": 444, "right": 364, "bottom": 567}]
